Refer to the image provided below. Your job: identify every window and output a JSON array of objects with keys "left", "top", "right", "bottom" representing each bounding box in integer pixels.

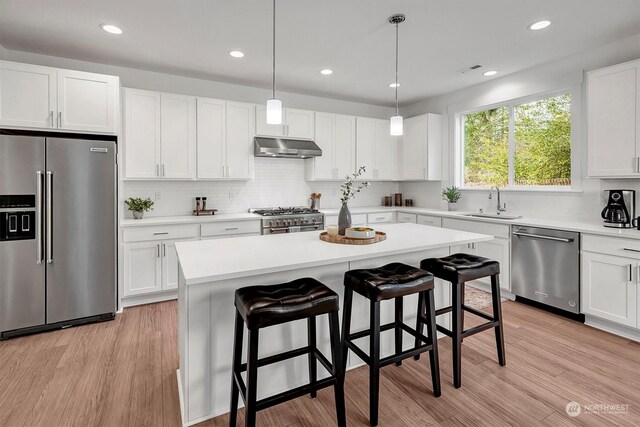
[{"left": 461, "top": 93, "right": 572, "bottom": 189}]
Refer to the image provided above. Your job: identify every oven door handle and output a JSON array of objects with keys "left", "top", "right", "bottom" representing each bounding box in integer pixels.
[
  {"left": 268, "top": 227, "right": 290, "bottom": 234},
  {"left": 299, "top": 225, "right": 320, "bottom": 231}
]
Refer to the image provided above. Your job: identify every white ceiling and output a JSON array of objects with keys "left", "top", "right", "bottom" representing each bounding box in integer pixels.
[{"left": 1, "top": 0, "right": 638, "bottom": 107}]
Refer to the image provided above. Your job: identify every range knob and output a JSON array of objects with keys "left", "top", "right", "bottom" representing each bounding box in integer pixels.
[{"left": 268, "top": 221, "right": 274, "bottom": 227}]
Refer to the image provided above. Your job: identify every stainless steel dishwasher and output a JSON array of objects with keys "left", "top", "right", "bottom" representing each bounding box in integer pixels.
[{"left": 511, "top": 226, "right": 580, "bottom": 314}]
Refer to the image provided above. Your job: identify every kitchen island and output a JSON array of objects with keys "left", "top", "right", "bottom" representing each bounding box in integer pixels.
[{"left": 175, "top": 223, "right": 492, "bottom": 426}]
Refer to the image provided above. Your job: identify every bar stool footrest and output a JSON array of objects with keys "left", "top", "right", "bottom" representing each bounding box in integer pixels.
[{"left": 255, "top": 377, "right": 337, "bottom": 411}]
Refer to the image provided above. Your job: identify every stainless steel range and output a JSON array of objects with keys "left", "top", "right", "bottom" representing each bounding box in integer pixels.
[{"left": 250, "top": 207, "right": 324, "bottom": 234}]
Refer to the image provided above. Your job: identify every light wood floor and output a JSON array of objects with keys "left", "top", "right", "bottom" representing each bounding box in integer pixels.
[{"left": 0, "top": 300, "right": 638, "bottom": 427}]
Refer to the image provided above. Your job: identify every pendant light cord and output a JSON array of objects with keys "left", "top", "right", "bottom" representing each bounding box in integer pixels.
[
  {"left": 272, "top": 0, "right": 276, "bottom": 99},
  {"left": 394, "top": 20, "right": 399, "bottom": 115}
]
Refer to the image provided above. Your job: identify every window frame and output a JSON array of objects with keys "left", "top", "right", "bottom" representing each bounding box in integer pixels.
[{"left": 454, "top": 87, "right": 581, "bottom": 192}]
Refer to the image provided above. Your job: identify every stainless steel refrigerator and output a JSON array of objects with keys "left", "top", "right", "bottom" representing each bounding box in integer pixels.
[{"left": 0, "top": 133, "right": 116, "bottom": 339}]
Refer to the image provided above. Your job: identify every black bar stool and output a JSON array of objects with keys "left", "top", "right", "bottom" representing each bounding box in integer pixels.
[
  {"left": 418, "top": 253, "right": 506, "bottom": 389},
  {"left": 230, "top": 278, "right": 346, "bottom": 427},
  {"left": 341, "top": 263, "right": 441, "bottom": 427}
]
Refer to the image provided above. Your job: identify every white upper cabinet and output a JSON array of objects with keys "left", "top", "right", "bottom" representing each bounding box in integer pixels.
[
  {"left": 124, "top": 88, "right": 195, "bottom": 180},
  {"left": 225, "top": 101, "right": 255, "bottom": 179},
  {"left": 57, "top": 69, "right": 118, "bottom": 134},
  {"left": 124, "top": 89, "right": 160, "bottom": 179},
  {"left": 0, "top": 61, "right": 118, "bottom": 134},
  {"left": 196, "top": 98, "right": 226, "bottom": 179},
  {"left": 0, "top": 62, "right": 56, "bottom": 129},
  {"left": 355, "top": 117, "right": 397, "bottom": 180},
  {"left": 399, "top": 113, "right": 442, "bottom": 181},
  {"left": 160, "top": 93, "right": 196, "bottom": 179},
  {"left": 255, "top": 105, "right": 315, "bottom": 139},
  {"left": 197, "top": 99, "right": 254, "bottom": 180},
  {"left": 306, "top": 113, "right": 355, "bottom": 180},
  {"left": 587, "top": 60, "right": 640, "bottom": 177}
]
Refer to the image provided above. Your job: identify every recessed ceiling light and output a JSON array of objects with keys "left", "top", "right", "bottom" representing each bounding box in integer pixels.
[
  {"left": 320, "top": 69, "right": 333, "bottom": 75},
  {"left": 389, "top": 82, "right": 400, "bottom": 88},
  {"left": 100, "top": 24, "right": 123, "bottom": 35},
  {"left": 528, "top": 20, "right": 551, "bottom": 30},
  {"left": 483, "top": 70, "right": 498, "bottom": 77},
  {"left": 229, "top": 50, "right": 245, "bottom": 58}
]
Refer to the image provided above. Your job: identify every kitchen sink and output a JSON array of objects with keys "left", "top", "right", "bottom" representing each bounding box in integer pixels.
[{"left": 463, "top": 213, "right": 522, "bottom": 220}]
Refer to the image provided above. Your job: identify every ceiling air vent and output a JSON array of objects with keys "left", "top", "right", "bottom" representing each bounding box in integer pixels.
[{"left": 458, "top": 64, "right": 482, "bottom": 74}]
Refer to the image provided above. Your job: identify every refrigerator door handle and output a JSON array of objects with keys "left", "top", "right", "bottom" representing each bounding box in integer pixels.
[
  {"left": 36, "top": 171, "right": 44, "bottom": 264},
  {"left": 46, "top": 171, "right": 53, "bottom": 264}
]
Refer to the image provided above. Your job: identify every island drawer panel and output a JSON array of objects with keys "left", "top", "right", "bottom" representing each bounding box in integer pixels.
[
  {"left": 582, "top": 234, "right": 640, "bottom": 258},
  {"left": 418, "top": 215, "right": 442, "bottom": 227},
  {"left": 367, "top": 212, "right": 394, "bottom": 224},
  {"left": 442, "top": 218, "right": 510, "bottom": 239},
  {"left": 201, "top": 220, "right": 261, "bottom": 237},
  {"left": 123, "top": 224, "right": 200, "bottom": 243},
  {"left": 397, "top": 212, "right": 417, "bottom": 223}
]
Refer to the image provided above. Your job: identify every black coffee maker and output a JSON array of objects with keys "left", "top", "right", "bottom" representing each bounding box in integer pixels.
[{"left": 601, "top": 190, "right": 636, "bottom": 228}]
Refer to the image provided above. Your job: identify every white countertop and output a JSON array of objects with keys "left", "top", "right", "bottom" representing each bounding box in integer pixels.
[
  {"left": 120, "top": 212, "right": 261, "bottom": 227},
  {"left": 322, "top": 206, "right": 640, "bottom": 240},
  {"left": 175, "top": 223, "right": 492, "bottom": 285},
  {"left": 121, "top": 205, "right": 640, "bottom": 240}
]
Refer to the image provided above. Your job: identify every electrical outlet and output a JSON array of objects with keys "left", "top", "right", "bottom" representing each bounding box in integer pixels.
[{"left": 155, "top": 192, "right": 161, "bottom": 201}]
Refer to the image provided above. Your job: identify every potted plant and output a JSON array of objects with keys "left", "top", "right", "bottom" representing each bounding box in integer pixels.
[
  {"left": 442, "top": 186, "right": 461, "bottom": 211},
  {"left": 339, "top": 166, "right": 370, "bottom": 235},
  {"left": 125, "top": 197, "right": 154, "bottom": 219}
]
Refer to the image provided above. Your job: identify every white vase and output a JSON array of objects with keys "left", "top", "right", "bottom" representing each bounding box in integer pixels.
[
  {"left": 448, "top": 202, "right": 458, "bottom": 212},
  {"left": 132, "top": 211, "right": 144, "bottom": 219}
]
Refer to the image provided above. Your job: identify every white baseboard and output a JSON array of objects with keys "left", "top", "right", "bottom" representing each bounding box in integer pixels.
[
  {"left": 120, "top": 290, "right": 177, "bottom": 308},
  {"left": 584, "top": 316, "right": 640, "bottom": 342}
]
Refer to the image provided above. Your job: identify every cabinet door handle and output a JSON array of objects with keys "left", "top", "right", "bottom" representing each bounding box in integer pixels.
[
  {"left": 636, "top": 265, "right": 640, "bottom": 284},
  {"left": 58, "top": 112, "right": 62, "bottom": 127},
  {"left": 50, "top": 111, "right": 54, "bottom": 128},
  {"left": 157, "top": 244, "right": 161, "bottom": 258},
  {"left": 629, "top": 264, "right": 633, "bottom": 282},
  {"left": 226, "top": 166, "right": 230, "bottom": 177},
  {"left": 636, "top": 157, "right": 640, "bottom": 173},
  {"left": 162, "top": 164, "right": 166, "bottom": 176},
  {"left": 156, "top": 164, "right": 160, "bottom": 177},
  {"left": 162, "top": 243, "right": 166, "bottom": 257}
]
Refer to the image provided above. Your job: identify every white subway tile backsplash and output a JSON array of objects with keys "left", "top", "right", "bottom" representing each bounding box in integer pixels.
[{"left": 123, "top": 158, "right": 401, "bottom": 217}]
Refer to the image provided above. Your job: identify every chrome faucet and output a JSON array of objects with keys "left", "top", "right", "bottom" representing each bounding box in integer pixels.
[{"left": 489, "top": 186, "right": 507, "bottom": 213}]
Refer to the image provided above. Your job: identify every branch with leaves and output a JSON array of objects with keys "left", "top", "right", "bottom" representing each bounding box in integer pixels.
[{"left": 340, "top": 166, "right": 371, "bottom": 205}]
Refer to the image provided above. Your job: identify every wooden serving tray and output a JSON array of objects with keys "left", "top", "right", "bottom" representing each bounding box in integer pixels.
[{"left": 319, "top": 231, "right": 386, "bottom": 245}]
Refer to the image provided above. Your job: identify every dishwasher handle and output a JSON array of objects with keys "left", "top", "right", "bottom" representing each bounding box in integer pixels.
[{"left": 512, "top": 231, "right": 574, "bottom": 243}]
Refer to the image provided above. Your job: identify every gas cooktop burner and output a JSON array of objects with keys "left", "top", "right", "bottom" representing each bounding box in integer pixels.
[{"left": 251, "top": 207, "right": 320, "bottom": 216}]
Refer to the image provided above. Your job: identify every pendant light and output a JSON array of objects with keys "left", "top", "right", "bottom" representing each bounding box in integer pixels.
[
  {"left": 266, "top": 0, "right": 282, "bottom": 124},
  {"left": 389, "top": 14, "right": 405, "bottom": 136}
]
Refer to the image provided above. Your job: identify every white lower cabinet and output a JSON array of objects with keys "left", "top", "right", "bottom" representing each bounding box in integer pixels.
[
  {"left": 442, "top": 218, "right": 511, "bottom": 291},
  {"left": 123, "top": 241, "right": 163, "bottom": 296},
  {"left": 124, "top": 238, "right": 197, "bottom": 297},
  {"left": 396, "top": 212, "right": 417, "bottom": 223},
  {"left": 581, "top": 239, "right": 639, "bottom": 328},
  {"left": 417, "top": 214, "right": 442, "bottom": 227}
]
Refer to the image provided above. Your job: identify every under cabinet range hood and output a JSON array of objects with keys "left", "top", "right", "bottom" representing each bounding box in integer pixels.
[{"left": 254, "top": 137, "right": 322, "bottom": 158}]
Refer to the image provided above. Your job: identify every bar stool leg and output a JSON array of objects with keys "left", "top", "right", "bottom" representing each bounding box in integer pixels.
[
  {"left": 451, "top": 282, "right": 463, "bottom": 389},
  {"left": 460, "top": 283, "right": 466, "bottom": 343},
  {"left": 491, "top": 275, "right": 506, "bottom": 366},
  {"left": 329, "top": 311, "right": 347, "bottom": 427},
  {"left": 244, "top": 329, "right": 260, "bottom": 427},
  {"left": 394, "top": 297, "right": 403, "bottom": 367},
  {"left": 414, "top": 291, "right": 426, "bottom": 361},
  {"left": 307, "top": 316, "right": 318, "bottom": 398},
  {"left": 424, "top": 289, "right": 441, "bottom": 397},
  {"left": 229, "top": 310, "right": 244, "bottom": 427},
  {"left": 341, "top": 287, "right": 353, "bottom": 374},
  {"left": 369, "top": 300, "right": 381, "bottom": 426}
]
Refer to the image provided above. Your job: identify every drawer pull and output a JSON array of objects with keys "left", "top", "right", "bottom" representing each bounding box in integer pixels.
[
  {"left": 225, "top": 227, "right": 239, "bottom": 231},
  {"left": 375, "top": 217, "right": 385, "bottom": 220},
  {"left": 153, "top": 232, "right": 169, "bottom": 235},
  {"left": 623, "top": 248, "right": 640, "bottom": 253}
]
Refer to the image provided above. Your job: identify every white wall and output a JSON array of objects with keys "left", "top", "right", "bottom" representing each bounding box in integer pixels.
[
  {"left": 123, "top": 158, "right": 399, "bottom": 217},
  {"left": 399, "top": 34, "right": 640, "bottom": 221}
]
